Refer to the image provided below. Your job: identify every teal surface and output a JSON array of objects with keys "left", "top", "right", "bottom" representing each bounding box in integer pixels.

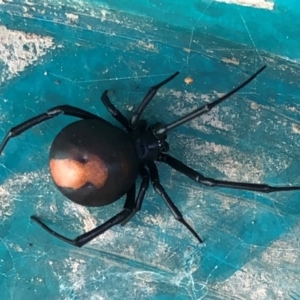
[
  {"left": 98, "top": 0, "right": 300, "bottom": 60},
  {"left": 0, "top": 1, "right": 300, "bottom": 299}
]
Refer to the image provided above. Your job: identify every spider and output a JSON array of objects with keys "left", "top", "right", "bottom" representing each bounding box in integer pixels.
[{"left": 1, "top": 65, "right": 299, "bottom": 247}]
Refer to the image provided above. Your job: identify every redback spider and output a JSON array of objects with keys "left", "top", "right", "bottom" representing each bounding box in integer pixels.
[{"left": 1, "top": 65, "right": 299, "bottom": 247}]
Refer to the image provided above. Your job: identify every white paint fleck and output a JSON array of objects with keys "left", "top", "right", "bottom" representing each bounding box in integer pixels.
[
  {"left": 0, "top": 26, "right": 55, "bottom": 84},
  {"left": 169, "top": 89, "right": 182, "bottom": 99},
  {"left": 65, "top": 13, "right": 79, "bottom": 22},
  {"left": 90, "top": 296, "right": 106, "bottom": 300},
  {"left": 137, "top": 41, "right": 159, "bottom": 53},
  {"left": 100, "top": 9, "right": 109, "bottom": 22},
  {"left": 9, "top": 243, "right": 23, "bottom": 252},
  {"left": 292, "top": 123, "right": 300, "bottom": 134},
  {"left": 215, "top": 0, "right": 274, "bottom": 10},
  {"left": 221, "top": 57, "right": 240, "bottom": 65},
  {"left": 251, "top": 101, "right": 260, "bottom": 110},
  {"left": 143, "top": 214, "right": 165, "bottom": 226}
]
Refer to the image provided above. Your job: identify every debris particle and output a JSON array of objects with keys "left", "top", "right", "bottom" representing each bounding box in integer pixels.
[{"left": 184, "top": 76, "right": 194, "bottom": 85}]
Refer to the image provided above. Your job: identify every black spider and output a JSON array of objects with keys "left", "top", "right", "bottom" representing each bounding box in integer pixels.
[{"left": 1, "top": 65, "right": 298, "bottom": 247}]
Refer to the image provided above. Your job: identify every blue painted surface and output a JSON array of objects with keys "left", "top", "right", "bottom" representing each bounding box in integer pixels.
[
  {"left": 97, "top": 0, "right": 300, "bottom": 60},
  {"left": 0, "top": 1, "right": 300, "bottom": 299}
]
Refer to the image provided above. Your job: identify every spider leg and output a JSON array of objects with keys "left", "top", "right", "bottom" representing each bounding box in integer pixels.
[
  {"left": 159, "top": 154, "right": 300, "bottom": 193},
  {"left": 147, "top": 161, "right": 203, "bottom": 243},
  {"left": 31, "top": 184, "right": 137, "bottom": 247},
  {"left": 0, "top": 105, "right": 100, "bottom": 154},
  {"left": 120, "top": 166, "right": 150, "bottom": 226},
  {"left": 154, "top": 65, "right": 266, "bottom": 136},
  {"left": 101, "top": 90, "right": 131, "bottom": 131},
  {"left": 130, "top": 72, "right": 180, "bottom": 127}
]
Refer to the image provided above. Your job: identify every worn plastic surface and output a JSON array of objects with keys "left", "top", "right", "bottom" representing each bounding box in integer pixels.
[{"left": 0, "top": 1, "right": 300, "bottom": 299}]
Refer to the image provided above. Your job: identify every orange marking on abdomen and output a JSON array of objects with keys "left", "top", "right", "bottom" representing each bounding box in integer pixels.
[{"left": 49, "top": 154, "right": 108, "bottom": 189}]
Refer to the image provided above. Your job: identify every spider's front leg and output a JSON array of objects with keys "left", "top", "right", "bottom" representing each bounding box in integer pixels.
[
  {"left": 159, "top": 154, "right": 300, "bottom": 193},
  {"left": 101, "top": 90, "right": 131, "bottom": 132},
  {"left": 101, "top": 71, "right": 179, "bottom": 131},
  {"left": 0, "top": 105, "right": 100, "bottom": 154}
]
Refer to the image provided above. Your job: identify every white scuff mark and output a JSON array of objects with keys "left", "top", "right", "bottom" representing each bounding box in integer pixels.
[
  {"left": 215, "top": 222, "right": 300, "bottom": 299},
  {"left": 9, "top": 242, "right": 23, "bottom": 252},
  {"left": 65, "top": 12, "right": 79, "bottom": 23},
  {"left": 200, "top": 106, "right": 232, "bottom": 131},
  {"left": 90, "top": 296, "right": 106, "bottom": 300},
  {"left": 60, "top": 258, "right": 87, "bottom": 293},
  {"left": 0, "top": 183, "right": 14, "bottom": 220},
  {"left": 0, "top": 171, "right": 46, "bottom": 220},
  {"left": 221, "top": 57, "right": 240, "bottom": 65},
  {"left": 137, "top": 41, "right": 159, "bottom": 53},
  {"left": 62, "top": 202, "right": 97, "bottom": 233},
  {"left": 167, "top": 89, "right": 233, "bottom": 132},
  {"left": 169, "top": 89, "right": 183, "bottom": 100},
  {"left": 0, "top": 26, "right": 55, "bottom": 85},
  {"left": 250, "top": 101, "right": 260, "bottom": 110},
  {"left": 24, "top": 0, "right": 35, "bottom": 5},
  {"left": 100, "top": 9, "right": 109, "bottom": 22},
  {"left": 292, "top": 123, "right": 300, "bottom": 134},
  {"left": 182, "top": 138, "right": 265, "bottom": 182},
  {"left": 143, "top": 214, "right": 165, "bottom": 227},
  {"left": 215, "top": 0, "right": 274, "bottom": 10},
  {"left": 62, "top": 201, "right": 116, "bottom": 244}
]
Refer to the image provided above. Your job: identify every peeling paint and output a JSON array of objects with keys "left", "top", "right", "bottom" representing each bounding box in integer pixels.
[
  {"left": 0, "top": 171, "right": 46, "bottom": 220},
  {"left": 0, "top": 26, "right": 55, "bottom": 84}
]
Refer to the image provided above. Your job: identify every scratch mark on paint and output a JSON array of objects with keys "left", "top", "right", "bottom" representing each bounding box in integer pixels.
[
  {"left": 221, "top": 57, "right": 240, "bottom": 65},
  {"left": 239, "top": 13, "right": 263, "bottom": 61},
  {"left": 215, "top": 0, "right": 274, "bottom": 10}
]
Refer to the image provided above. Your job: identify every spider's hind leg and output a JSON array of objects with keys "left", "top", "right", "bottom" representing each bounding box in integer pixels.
[
  {"left": 147, "top": 161, "right": 203, "bottom": 243},
  {"left": 120, "top": 166, "right": 150, "bottom": 226},
  {"left": 159, "top": 153, "right": 300, "bottom": 193},
  {"left": 32, "top": 167, "right": 151, "bottom": 247},
  {"left": 31, "top": 184, "right": 138, "bottom": 247}
]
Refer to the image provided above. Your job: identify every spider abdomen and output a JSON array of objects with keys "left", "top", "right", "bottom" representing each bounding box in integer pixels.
[{"left": 49, "top": 119, "right": 140, "bottom": 207}]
